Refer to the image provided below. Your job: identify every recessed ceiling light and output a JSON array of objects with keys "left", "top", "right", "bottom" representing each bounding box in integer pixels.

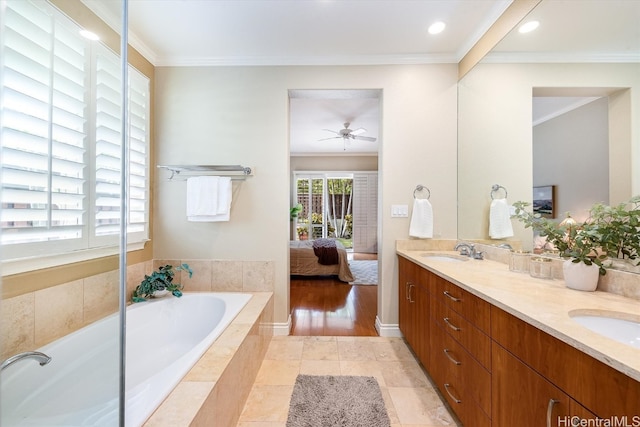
[
  {"left": 518, "top": 20, "right": 539, "bottom": 34},
  {"left": 79, "top": 30, "right": 100, "bottom": 41},
  {"left": 428, "top": 21, "right": 446, "bottom": 35}
]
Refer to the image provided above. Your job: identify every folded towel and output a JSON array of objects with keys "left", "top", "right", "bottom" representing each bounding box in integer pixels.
[
  {"left": 409, "top": 198, "right": 433, "bottom": 238},
  {"left": 187, "top": 176, "right": 232, "bottom": 222},
  {"left": 489, "top": 198, "right": 514, "bottom": 239}
]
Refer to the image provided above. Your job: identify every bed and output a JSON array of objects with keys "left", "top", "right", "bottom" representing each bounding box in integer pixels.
[{"left": 289, "top": 239, "right": 355, "bottom": 282}]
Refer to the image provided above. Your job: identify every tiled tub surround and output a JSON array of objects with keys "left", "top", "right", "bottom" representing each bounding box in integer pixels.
[
  {"left": 1, "top": 259, "right": 274, "bottom": 360},
  {"left": 144, "top": 291, "right": 273, "bottom": 426},
  {"left": 396, "top": 246, "right": 640, "bottom": 383},
  {"left": 2, "top": 259, "right": 274, "bottom": 426}
]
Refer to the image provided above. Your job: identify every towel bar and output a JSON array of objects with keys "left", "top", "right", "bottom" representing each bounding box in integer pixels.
[
  {"left": 158, "top": 165, "right": 252, "bottom": 180},
  {"left": 491, "top": 184, "right": 508, "bottom": 199},
  {"left": 413, "top": 185, "right": 431, "bottom": 199}
]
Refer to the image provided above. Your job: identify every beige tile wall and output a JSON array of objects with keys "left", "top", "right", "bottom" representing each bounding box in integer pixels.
[{"left": 1, "top": 259, "right": 275, "bottom": 360}]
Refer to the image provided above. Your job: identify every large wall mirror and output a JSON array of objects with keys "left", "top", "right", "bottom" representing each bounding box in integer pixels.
[{"left": 457, "top": 0, "right": 640, "bottom": 251}]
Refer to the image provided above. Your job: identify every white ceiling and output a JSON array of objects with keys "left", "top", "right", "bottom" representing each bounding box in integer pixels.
[{"left": 81, "top": 0, "right": 640, "bottom": 155}]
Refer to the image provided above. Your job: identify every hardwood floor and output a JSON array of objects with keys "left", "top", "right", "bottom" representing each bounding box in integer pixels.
[{"left": 290, "top": 253, "right": 378, "bottom": 336}]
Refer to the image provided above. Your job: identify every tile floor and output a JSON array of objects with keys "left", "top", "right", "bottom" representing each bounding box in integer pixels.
[{"left": 237, "top": 336, "right": 461, "bottom": 427}]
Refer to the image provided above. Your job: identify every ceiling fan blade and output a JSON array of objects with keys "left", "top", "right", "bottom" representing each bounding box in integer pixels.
[
  {"left": 322, "top": 129, "right": 340, "bottom": 134},
  {"left": 350, "top": 127, "right": 367, "bottom": 136},
  {"left": 318, "top": 136, "right": 341, "bottom": 141},
  {"left": 353, "top": 135, "right": 377, "bottom": 142}
]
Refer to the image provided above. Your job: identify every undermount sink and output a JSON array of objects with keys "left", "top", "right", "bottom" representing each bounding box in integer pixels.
[
  {"left": 420, "top": 253, "right": 468, "bottom": 263},
  {"left": 569, "top": 310, "right": 640, "bottom": 349}
]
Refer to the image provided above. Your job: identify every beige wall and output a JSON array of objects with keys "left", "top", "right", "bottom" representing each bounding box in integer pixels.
[
  {"left": 290, "top": 155, "right": 378, "bottom": 172},
  {"left": 458, "top": 62, "right": 640, "bottom": 248},
  {"left": 153, "top": 64, "right": 459, "bottom": 328},
  {"left": 533, "top": 97, "right": 609, "bottom": 222}
]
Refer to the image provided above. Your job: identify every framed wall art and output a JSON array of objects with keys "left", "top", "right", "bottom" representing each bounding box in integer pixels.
[{"left": 533, "top": 185, "right": 556, "bottom": 218}]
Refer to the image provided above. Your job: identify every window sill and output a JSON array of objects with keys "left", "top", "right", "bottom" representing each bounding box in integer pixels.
[{"left": 1, "top": 240, "right": 149, "bottom": 276}]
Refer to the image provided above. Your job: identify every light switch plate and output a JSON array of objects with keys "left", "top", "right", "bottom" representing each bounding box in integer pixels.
[{"left": 391, "top": 204, "right": 409, "bottom": 217}]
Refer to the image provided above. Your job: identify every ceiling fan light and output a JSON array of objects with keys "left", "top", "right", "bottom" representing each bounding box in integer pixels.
[{"left": 428, "top": 21, "right": 446, "bottom": 35}]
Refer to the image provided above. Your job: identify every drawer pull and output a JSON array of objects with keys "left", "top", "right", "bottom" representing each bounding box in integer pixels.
[
  {"left": 444, "top": 383, "right": 462, "bottom": 404},
  {"left": 443, "top": 349, "right": 461, "bottom": 365},
  {"left": 443, "top": 291, "right": 461, "bottom": 302},
  {"left": 546, "top": 399, "right": 558, "bottom": 427},
  {"left": 443, "top": 317, "right": 461, "bottom": 331},
  {"left": 408, "top": 284, "right": 415, "bottom": 303},
  {"left": 405, "top": 282, "right": 411, "bottom": 300}
]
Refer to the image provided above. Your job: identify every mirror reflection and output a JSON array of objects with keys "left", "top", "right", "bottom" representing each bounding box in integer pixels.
[{"left": 457, "top": 0, "right": 640, "bottom": 252}]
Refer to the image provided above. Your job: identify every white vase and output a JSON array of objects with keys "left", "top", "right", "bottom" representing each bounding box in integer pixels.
[{"left": 562, "top": 260, "right": 599, "bottom": 291}]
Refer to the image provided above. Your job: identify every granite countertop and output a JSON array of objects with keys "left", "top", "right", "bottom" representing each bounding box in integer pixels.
[{"left": 397, "top": 249, "right": 640, "bottom": 383}]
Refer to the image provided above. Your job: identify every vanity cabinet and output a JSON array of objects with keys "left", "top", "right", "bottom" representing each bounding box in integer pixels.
[{"left": 397, "top": 254, "right": 640, "bottom": 427}]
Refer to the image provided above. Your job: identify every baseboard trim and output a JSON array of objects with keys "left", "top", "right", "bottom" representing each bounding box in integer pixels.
[
  {"left": 272, "top": 314, "right": 292, "bottom": 336},
  {"left": 375, "top": 316, "right": 402, "bottom": 337}
]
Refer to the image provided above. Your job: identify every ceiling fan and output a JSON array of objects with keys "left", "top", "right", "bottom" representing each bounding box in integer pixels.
[{"left": 319, "top": 122, "right": 377, "bottom": 143}]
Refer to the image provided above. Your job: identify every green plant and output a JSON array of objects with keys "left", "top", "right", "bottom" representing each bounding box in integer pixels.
[
  {"left": 132, "top": 263, "right": 193, "bottom": 302},
  {"left": 512, "top": 202, "right": 607, "bottom": 275},
  {"left": 290, "top": 203, "right": 303, "bottom": 221},
  {"left": 588, "top": 195, "right": 640, "bottom": 264},
  {"left": 512, "top": 196, "right": 640, "bottom": 276},
  {"left": 296, "top": 225, "right": 308, "bottom": 237}
]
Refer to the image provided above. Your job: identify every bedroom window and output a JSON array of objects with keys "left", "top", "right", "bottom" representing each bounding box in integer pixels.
[
  {"left": 294, "top": 174, "right": 353, "bottom": 247},
  {"left": 0, "top": 0, "right": 150, "bottom": 263}
]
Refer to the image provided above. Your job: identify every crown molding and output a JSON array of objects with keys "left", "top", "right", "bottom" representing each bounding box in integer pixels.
[
  {"left": 483, "top": 52, "right": 640, "bottom": 64},
  {"left": 153, "top": 53, "right": 458, "bottom": 67}
]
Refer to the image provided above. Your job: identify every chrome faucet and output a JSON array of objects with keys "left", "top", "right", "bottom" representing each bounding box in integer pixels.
[
  {"left": 1, "top": 351, "right": 52, "bottom": 371},
  {"left": 454, "top": 243, "right": 484, "bottom": 260},
  {"left": 454, "top": 243, "right": 473, "bottom": 256}
]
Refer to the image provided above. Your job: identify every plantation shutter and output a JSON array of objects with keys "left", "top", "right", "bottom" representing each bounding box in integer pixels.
[
  {"left": 352, "top": 172, "right": 378, "bottom": 253},
  {"left": 1, "top": 1, "right": 88, "bottom": 252},
  {"left": 93, "top": 46, "right": 149, "bottom": 243},
  {"left": 1, "top": 0, "right": 150, "bottom": 261},
  {"left": 127, "top": 68, "right": 150, "bottom": 240},
  {"left": 93, "top": 46, "right": 122, "bottom": 240}
]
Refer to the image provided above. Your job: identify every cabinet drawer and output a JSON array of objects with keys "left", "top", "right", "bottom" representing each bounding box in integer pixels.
[
  {"left": 439, "top": 375, "right": 492, "bottom": 427},
  {"left": 439, "top": 328, "right": 491, "bottom": 417},
  {"left": 432, "top": 297, "right": 491, "bottom": 370},
  {"left": 433, "top": 273, "right": 491, "bottom": 333}
]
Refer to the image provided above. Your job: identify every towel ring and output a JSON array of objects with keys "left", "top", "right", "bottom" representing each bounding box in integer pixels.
[
  {"left": 491, "top": 184, "right": 508, "bottom": 200},
  {"left": 413, "top": 185, "right": 431, "bottom": 200}
]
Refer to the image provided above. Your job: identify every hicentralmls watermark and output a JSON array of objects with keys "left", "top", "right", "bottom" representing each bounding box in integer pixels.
[{"left": 558, "top": 416, "right": 640, "bottom": 427}]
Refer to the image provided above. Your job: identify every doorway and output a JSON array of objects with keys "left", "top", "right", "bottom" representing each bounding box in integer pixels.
[{"left": 288, "top": 89, "right": 381, "bottom": 336}]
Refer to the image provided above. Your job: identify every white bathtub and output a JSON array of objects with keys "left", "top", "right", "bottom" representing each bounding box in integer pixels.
[{"left": 1, "top": 292, "right": 251, "bottom": 426}]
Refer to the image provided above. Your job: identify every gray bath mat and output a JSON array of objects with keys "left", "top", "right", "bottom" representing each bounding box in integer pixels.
[{"left": 286, "top": 374, "right": 390, "bottom": 427}]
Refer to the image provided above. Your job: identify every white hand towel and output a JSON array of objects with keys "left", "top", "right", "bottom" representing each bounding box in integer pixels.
[
  {"left": 409, "top": 198, "right": 433, "bottom": 238},
  {"left": 489, "top": 198, "right": 514, "bottom": 239},
  {"left": 187, "top": 176, "right": 219, "bottom": 217},
  {"left": 187, "top": 177, "right": 232, "bottom": 222}
]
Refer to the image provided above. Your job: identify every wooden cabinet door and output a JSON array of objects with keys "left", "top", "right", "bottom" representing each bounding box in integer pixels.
[{"left": 493, "top": 342, "right": 572, "bottom": 427}]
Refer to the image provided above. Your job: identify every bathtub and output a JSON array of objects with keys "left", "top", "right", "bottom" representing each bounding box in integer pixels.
[{"left": 1, "top": 292, "right": 251, "bottom": 426}]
